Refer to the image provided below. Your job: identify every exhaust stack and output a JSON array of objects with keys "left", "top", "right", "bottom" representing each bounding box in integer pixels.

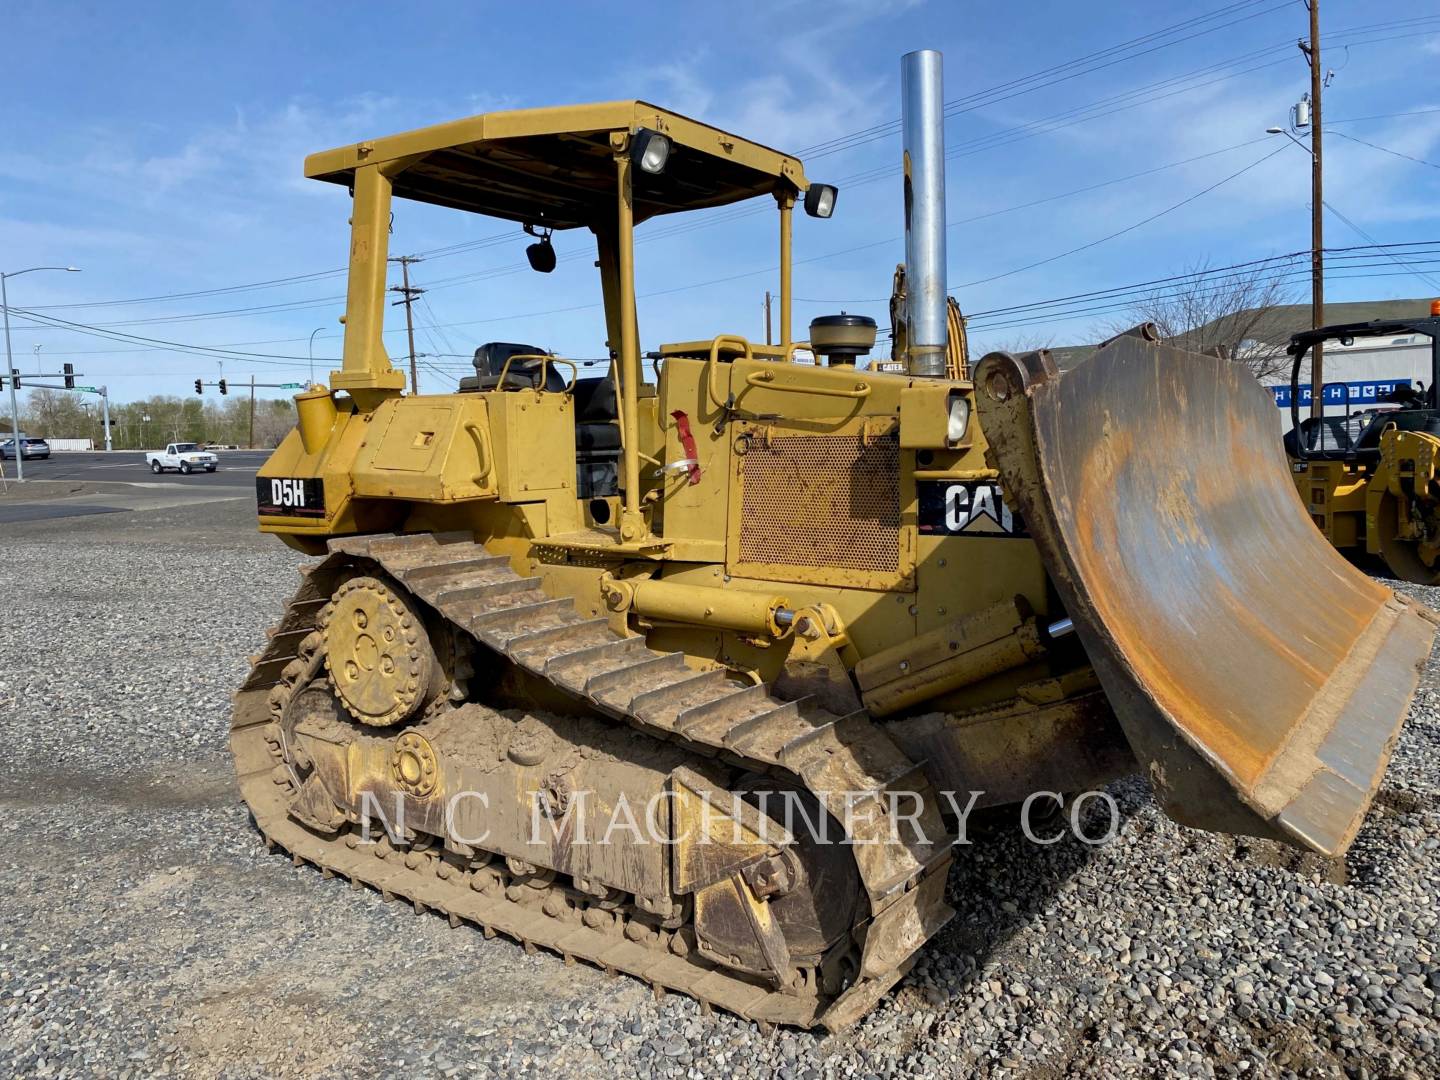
[{"left": 902, "top": 49, "right": 948, "bottom": 378}]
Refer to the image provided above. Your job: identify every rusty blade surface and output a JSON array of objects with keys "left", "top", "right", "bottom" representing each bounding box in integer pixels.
[{"left": 976, "top": 336, "right": 1439, "bottom": 856}]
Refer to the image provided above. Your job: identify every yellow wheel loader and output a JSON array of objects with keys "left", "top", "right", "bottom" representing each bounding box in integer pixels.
[
  {"left": 1286, "top": 308, "right": 1440, "bottom": 583},
  {"left": 233, "top": 52, "right": 1437, "bottom": 1030}
]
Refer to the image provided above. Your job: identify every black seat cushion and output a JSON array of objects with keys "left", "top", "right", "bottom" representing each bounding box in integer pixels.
[
  {"left": 572, "top": 376, "right": 618, "bottom": 422},
  {"left": 577, "top": 423, "right": 621, "bottom": 453},
  {"left": 472, "top": 341, "right": 566, "bottom": 392}
]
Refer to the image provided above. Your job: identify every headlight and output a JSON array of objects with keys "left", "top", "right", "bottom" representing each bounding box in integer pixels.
[
  {"left": 804, "top": 183, "right": 838, "bottom": 218},
  {"left": 946, "top": 393, "right": 971, "bottom": 444},
  {"left": 630, "top": 129, "right": 670, "bottom": 175}
]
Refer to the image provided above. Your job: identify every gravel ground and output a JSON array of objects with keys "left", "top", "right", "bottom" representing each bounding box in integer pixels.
[{"left": 1, "top": 498, "right": 1438, "bottom": 1078}]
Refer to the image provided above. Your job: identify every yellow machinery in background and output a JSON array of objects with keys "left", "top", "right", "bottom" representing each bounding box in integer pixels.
[
  {"left": 232, "top": 53, "right": 1436, "bottom": 1030},
  {"left": 1285, "top": 309, "right": 1440, "bottom": 582}
]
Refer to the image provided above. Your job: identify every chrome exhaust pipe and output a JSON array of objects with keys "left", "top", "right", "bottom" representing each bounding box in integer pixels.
[{"left": 901, "top": 49, "right": 948, "bottom": 378}]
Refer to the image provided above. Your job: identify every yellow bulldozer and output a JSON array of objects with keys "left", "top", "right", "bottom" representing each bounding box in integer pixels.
[
  {"left": 1285, "top": 308, "right": 1440, "bottom": 582},
  {"left": 233, "top": 52, "right": 1437, "bottom": 1030}
]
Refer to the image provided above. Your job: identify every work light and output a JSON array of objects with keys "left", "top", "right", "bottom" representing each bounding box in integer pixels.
[
  {"left": 804, "top": 183, "right": 838, "bottom": 218},
  {"left": 946, "top": 392, "right": 971, "bottom": 444},
  {"left": 630, "top": 129, "right": 671, "bottom": 175}
]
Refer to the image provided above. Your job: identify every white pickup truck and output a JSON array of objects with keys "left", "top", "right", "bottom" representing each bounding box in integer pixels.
[{"left": 145, "top": 442, "right": 218, "bottom": 474}]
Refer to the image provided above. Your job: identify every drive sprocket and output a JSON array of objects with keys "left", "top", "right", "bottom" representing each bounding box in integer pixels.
[{"left": 318, "top": 575, "right": 436, "bottom": 726}]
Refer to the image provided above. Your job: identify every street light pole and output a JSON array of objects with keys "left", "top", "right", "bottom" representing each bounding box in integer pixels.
[
  {"left": 2, "top": 275, "right": 20, "bottom": 482},
  {"left": 308, "top": 327, "right": 325, "bottom": 387},
  {"left": 1, "top": 265, "right": 81, "bottom": 482}
]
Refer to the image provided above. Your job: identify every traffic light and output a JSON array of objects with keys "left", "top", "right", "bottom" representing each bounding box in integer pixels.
[
  {"left": 63, "top": 363, "right": 74, "bottom": 389},
  {"left": 10, "top": 371, "right": 19, "bottom": 390},
  {"left": 194, "top": 379, "right": 203, "bottom": 395},
  {"left": 218, "top": 378, "right": 228, "bottom": 395}
]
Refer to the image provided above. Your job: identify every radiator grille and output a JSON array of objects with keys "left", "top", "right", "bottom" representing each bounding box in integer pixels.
[{"left": 737, "top": 433, "right": 900, "bottom": 572}]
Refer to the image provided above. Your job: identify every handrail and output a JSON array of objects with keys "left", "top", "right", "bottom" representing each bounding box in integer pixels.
[
  {"left": 705, "top": 335, "right": 753, "bottom": 410},
  {"left": 495, "top": 353, "right": 578, "bottom": 393},
  {"left": 744, "top": 368, "right": 872, "bottom": 399},
  {"left": 463, "top": 420, "right": 493, "bottom": 486}
]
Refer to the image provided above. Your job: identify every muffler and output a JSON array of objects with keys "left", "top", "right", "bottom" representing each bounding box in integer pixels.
[{"left": 901, "top": 49, "right": 948, "bottom": 379}]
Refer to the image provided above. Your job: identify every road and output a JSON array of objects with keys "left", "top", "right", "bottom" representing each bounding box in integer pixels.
[
  {"left": 3, "top": 449, "right": 268, "bottom": 488},
  {"left": 0, "top": 450, "right": 270, "bottom": 525}
]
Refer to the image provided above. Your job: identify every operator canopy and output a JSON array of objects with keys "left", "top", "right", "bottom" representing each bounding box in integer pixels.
[{"left": 304, "top": 100, "right": 816, "bottom": 229}]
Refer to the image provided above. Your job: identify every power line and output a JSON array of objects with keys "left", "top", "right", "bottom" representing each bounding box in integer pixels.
[
  {"left": 800, "top": 144, "right": 1294, "bottom": 303},
  {"left": 24, "top": 14, "right": 1436, "bottom": 326},
  {"left": 5, "top": 308, "right": 340, "bottom": 365},
  {"left": 799, "top": 10, "right": 1438, "bottom": 161},
  {"left": 1327, "top": 130, "right": 1440, "bottom": 172},
  {"left": 968, "top": 263, "right": 1440, "bottom": 335},
  {"left": 960, "top": 247, "right": 1440, "bottom": 333},
  {"left": 798, "top": 0, "right": 1288, "bottom": 158},
  {"left": 1329, "top": 107, "right": 1440, "bottom": 126},
  {"left": 607, "top": 21, "right": 1432, "bottom": 252},
  {"left": 962, "top": 243, "right": 1440, "bottom": 321},
  {"left": 1321, "top": 202, "right": 1440, "bottom": 293}
]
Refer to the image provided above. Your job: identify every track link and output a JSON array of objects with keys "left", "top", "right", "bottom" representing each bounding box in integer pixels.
[{"left": 232, "top": 532, "right": 954, "bottom": 1029}]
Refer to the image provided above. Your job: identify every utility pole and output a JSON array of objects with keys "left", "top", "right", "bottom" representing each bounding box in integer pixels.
[
  {"left": 100, "top": 386, "right": 112, "bottom": 452},
  {"left": 389, "top": 255, "right": 424, "bottom": 395},
  {"left": 764, "top": 290, "right": 773, "bottom": 346},
  {"left": 248, "top": 374, "right": 256, "bottom": 449},
  {"left": 1301, "top": 0, "right": 1325, "bottom": 423}
]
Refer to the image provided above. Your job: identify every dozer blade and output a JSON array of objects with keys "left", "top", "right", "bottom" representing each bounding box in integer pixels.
[{"left": 975, "top": 330, "right": 1439, "bottom": 857}]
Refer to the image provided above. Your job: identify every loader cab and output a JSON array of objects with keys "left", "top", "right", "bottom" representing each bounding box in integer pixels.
[{"left": 1285, "top": 313, "right": 1440, "bottom": 464}]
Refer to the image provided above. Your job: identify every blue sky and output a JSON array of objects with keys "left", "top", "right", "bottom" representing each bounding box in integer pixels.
[{"left": 2, "top": 0, "right": 1438, "bottom": 403}]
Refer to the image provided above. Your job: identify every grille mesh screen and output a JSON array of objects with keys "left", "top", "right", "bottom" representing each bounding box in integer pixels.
[{"left": 737, "top": 434, "right": 900, "bottom": 571}]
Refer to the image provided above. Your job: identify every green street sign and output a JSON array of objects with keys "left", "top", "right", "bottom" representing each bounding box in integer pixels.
[
  {"left": 280, "top": 382, "right": 304, "bottom": 389},
  {"left": 75, "top": 385, "right": 98, "bottom": 393}
]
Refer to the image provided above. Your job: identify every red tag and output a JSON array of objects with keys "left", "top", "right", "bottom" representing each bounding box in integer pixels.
[{"left": 669, "top": 410, "right": 702, "bottom": 486}]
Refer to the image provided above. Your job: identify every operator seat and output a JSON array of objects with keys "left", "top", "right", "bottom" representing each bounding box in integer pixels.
[{"left": 459, "top": 341, "right": 567, "bottom": 392}]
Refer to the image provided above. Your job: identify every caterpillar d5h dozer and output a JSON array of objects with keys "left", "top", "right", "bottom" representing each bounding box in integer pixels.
[{"left": 234, "top": 52, "right": 1438, "bottom": 1030}]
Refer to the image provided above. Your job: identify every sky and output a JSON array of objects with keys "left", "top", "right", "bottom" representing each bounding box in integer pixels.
[{"left": 2, "top": 0, "right": 1438, "bottom": 404}]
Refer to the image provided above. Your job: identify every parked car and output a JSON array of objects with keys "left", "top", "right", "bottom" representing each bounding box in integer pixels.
[
  {"left": 0, "top": 437, "right": 51, "bottom": 460},
  {"left": 143, "top": 442, "right": 218, "bottom": 474}
]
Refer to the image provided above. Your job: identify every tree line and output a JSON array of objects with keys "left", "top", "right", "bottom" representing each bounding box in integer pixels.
[{"left": 16, "top": 389, "right": 297, "bottom": 449}]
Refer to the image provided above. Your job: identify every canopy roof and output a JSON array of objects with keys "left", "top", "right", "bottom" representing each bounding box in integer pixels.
[{"left": 304, "top": 100, "right": 810, "bottom": 230}]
